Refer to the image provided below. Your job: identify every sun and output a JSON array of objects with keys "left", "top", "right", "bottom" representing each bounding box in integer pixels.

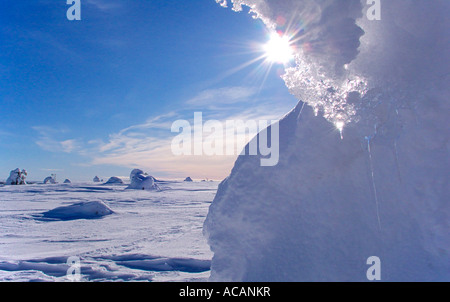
[{"left": 263, "top": 32, "right": 294, "bottom": 64}]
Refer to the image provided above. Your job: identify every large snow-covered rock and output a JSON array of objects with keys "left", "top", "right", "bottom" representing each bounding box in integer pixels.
[
  {"left": 126, "top": 169, "right": 160, "bottom": 191},
  {"left": 5, "top": 169, "right": 27, "bottom": 185},
  {"left": 204, "top": 0, "right": 449, "bottom": 282},
  {"left": 104, "top": 176, "right": 124, "bottom": 185}
]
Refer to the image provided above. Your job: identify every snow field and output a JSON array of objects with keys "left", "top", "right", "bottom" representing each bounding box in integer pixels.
[{"left": 0, "top": 181, "right": 217, "bottom": 281}]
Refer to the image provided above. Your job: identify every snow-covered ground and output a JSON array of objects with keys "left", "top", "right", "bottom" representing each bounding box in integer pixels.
[{"left": 0, "top": 181, "right": 217, "bottom": 282}]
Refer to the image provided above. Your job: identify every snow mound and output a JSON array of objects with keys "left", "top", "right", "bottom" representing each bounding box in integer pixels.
[
  {"left": 63, "top": 179, "right": 71, "bottom": 184},
  {"left": 204, "top": 0, "right": 450, "bottom": 281},
  {"left": 104, "top": 176, "right": 124, "bottom": 185},
  {"left": 5, "top": 168, "right": 27, "bottom": 185},
  {"left": 126, "top": 169, "right": 160, "bottom": 191},
  {"left": 0, "top": 256, "right": 138, "bottom": 281},
  {"left": 105, "top": 254, "right": 211, "bottom": 273},
  {"left": 93, "top": 176, "right": 101, "bottom": 182},
  {"left": 40, "top": 201, "right": 114, "bottom": 221},
  {"left": 43, "top": 176, "right": 57, "bottom": 184},
  {"left": 0, "top": 260, "right": 70, "bottom": 279},
  {"left": 184, "top": 177, "right": 193, "bottom": 182}
]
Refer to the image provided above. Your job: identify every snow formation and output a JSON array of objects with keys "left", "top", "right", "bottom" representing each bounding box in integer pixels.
[
  {"left": 126, "top": 169, "right": 160, "bottom": 191},
  {"left": 104, "top": 176, "right": 124, "bottom": 185},
  {"left": 204, "top": 0, "right": 449, "bottom": 281},
  {"left": 93, "top": 176, "right": 101, "bottom": 182},
  {"left": 63, "top": 179, "right": 72, "bottom": 184},
  {"left": 184, "top": 177, "right": 193, "bottom": 182},
  {"left": 5, "top": 169, "right": 27, "bottom": 185},
  {"left": 43, "top": 176, "right": 57, "bottom": 184},
  {"left": 41, "top": 201, "right": 114, "bottom": 221}
]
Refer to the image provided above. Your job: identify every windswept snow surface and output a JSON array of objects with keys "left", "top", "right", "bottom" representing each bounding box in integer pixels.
[
  {"left": 205, "top": 0, "right": 449, "bottom": 281},
  {"left": 0, "top": 181, "right": 216, "bottom": 281}
]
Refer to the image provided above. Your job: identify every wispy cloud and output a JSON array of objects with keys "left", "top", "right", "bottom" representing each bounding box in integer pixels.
[
  {"left": 60, "top": 139, "right": 80, "bottom": 153},
  {"left": 84, "top": 87, "right": 287, "bottom": 178},
  {"left": 40, "top": 168, "right": 64, "bottom": 172},
  {"left": 0, "top": 129, "right": 13, "bottom": 138},
  {"left": 32, "top": 126, "right": 81, "bottom": 154},
  {"left": 85, "top": 0, "right": 123, "bottom": 11},
  {"left": 186, "top": 86, "right": 257, "bottom": 107},
  {"left": 32, "top": 86, "right": 291, "bottom": 179}
]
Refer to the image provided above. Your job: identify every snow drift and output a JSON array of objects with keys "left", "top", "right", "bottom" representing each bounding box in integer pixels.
[
  {"left": 5, "top": 169, "right": 27, "bottom": 185},
  {"left": 204, "top": 0, "right": 449, "bottom": 281},
  {"left": 126, "top": 169, "right": 160, "bottom": 191},
  {"left": 110, "top": 254, "right": 211, "bottom": 273},
  {"left": 104, "top": 176, "right": 124, "bottom": 185},
  {"left": 40, "top": 201, "right": 114, "bottom": 221}
]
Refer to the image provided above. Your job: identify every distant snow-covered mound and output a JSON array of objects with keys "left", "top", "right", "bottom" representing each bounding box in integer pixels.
[
  {"left": 63, "top": 179, "right": 71, "bottom": 184},
  {"left": 184, "top": 177, "right": 193, "bottom": 182},
  {"left": 93, "top": 176, "right": 101, "bottom": 182},
  {"left": 126, "top": 169, "right": 160, "bottom": 191},
  {"left": 43, "top": 176, "right": 57, "bottom": 184},
  {"left": 104, "top": 176, "right": 124, "bottom": 185},
  {"left": 40, "top": 201, "right": 114, "bottom": 221},
  {"left": 6, "top": 168, "right": 27, "bottom": 185}
]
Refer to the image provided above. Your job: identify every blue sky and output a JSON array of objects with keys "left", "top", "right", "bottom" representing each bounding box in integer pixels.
[{"left": 0, "top": 0, "right": 297, "bottom": 181}]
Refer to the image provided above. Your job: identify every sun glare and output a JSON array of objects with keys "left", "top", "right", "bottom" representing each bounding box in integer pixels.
[{"left": 263, "top": 33, "right": 294, "bottom": 64}]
